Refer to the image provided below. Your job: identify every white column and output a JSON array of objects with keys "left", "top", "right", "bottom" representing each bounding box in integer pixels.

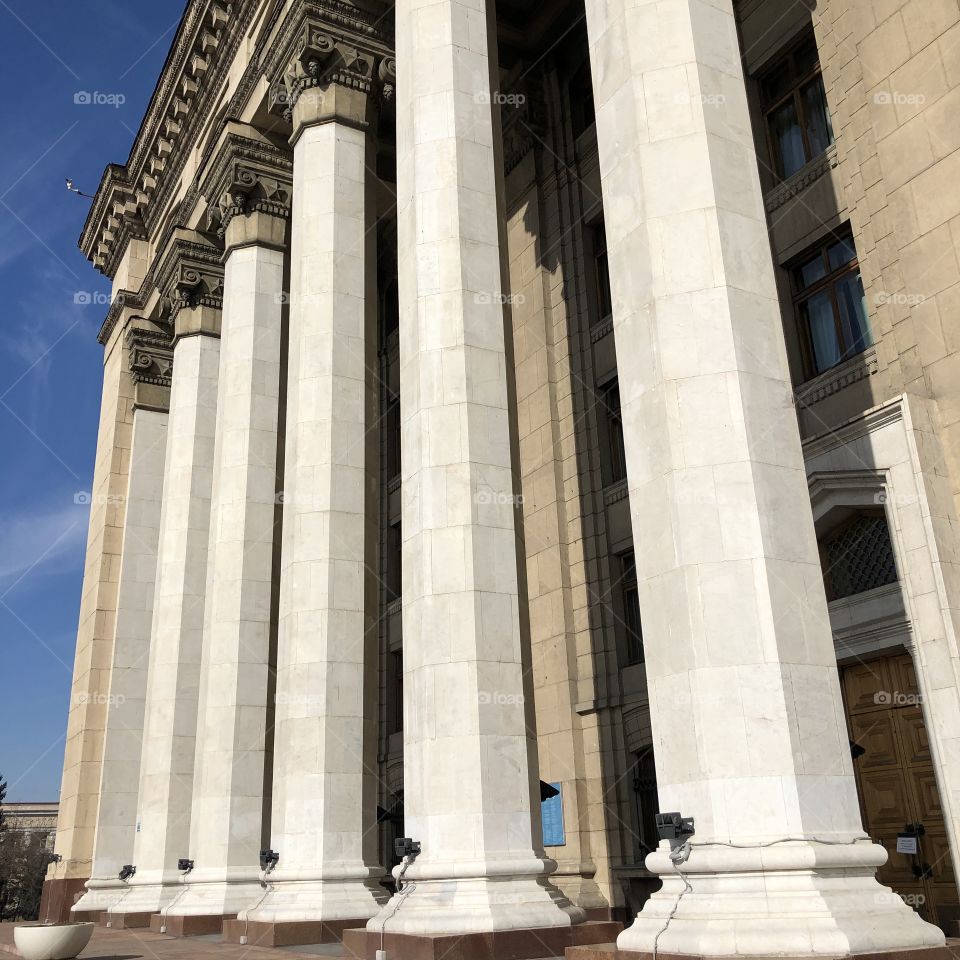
[
  {"left": 167, "top": 201, "right": 287, "bottom": 917},
  {"left": 368, "top": 0, "right": 583, "bottom": 935},
  {"left": 115, "top": 274, "right": 222, "bottom": 914},
  {"left": 242, "top": 102, "right": 383, "bottom": 923},
  {"left": 72, "top": 398, "right": 168, "bottom": 914},
  {"left": 583, "top": 0, "right": 944, "bottom": 954}
]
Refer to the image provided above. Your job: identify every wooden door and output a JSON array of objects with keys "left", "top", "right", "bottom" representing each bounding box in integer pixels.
[{"left": 842, "top": 653, "right": 960, "bottom": 934}]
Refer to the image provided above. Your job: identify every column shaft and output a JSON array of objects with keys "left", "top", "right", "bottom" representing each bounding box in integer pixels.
[
  {"left": 117, "top": 330, "right": 220, "bottom": 914},
  {"left": 72, "top": 403, "right": 168, "bottom": 912},
  {"left": 583, "top": 0, "right": 943, "bottom": 953},
  {"left": 369, "top": 0, "right": 583, "bottom": 935},
  {"left": 244, "top": 120, "right": 383, "bottom": 923},
  {"left": 167, "top": 242, "right": 285, "bottom": 916}
]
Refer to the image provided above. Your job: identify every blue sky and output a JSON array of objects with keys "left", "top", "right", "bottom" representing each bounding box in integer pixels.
[{"left": 0, "top": 0, "right": 184, "bottom": 801}]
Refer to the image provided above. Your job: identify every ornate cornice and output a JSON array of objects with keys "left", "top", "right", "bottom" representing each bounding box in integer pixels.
[
  {"left": 97, "top": 288, "right": 147, "bottom": 346},
  {"left": 795, "top": 345, "right": 878, "bottom": 409},
  {"left": 765, "top": 144, "right": 839, "bottom": 214},
  {"left": 201, "top": 128, "right": 293, "bottom": 239},
  {"left": 80, "top": 0, "right": 255, "bottom": 277},
  {"left": 264, "top": 0, "right": 394, "bottom": 128},
  {"left": 155, "top": 233, "right": 225, "bottom": 321}
]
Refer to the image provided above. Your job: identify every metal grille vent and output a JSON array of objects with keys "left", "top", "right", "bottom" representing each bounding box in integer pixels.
[{"left": 824, "top": 514, "right": 897, "bottom": 599}]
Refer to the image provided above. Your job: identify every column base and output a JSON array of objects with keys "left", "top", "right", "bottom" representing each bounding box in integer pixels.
[
  {"left": 617, "top": 843, "right": 946, "bottom": 957},
  {"left": 568, "top": 946, "right": 954, "bottom": 960},
  {"left": 241, "top": 877, "right": 386, "bottom": 924},
  {"left": 39, "top": 877, "right": 89, "bottom": 923},
  {"left": 368, "top": 875, "right": 587, "bottom": 935},
  {"left": 99, "top": 911, "right": 153, "bottom": 929},
  {"left": 345, "top": 920, "right": 621, "bottom": 960},
  {"left": 71, "top": 879, "right": 130, "bottom": 915},
  {"left": 223, "top": 917, "right": 368, "bottom": 947},
  {"left": 160, "top": 873, "right": 265, "bottom": 917},
  {"left": 149, "top": 912, "right": 235, "bottom": 937}
]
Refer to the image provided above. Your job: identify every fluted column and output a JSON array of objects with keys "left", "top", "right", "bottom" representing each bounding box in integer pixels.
[
  {"left": 239, "top": 19, "right": 391, "bottom": 930},
  {"left": 110, "top": 235, "right": 223, "bottom": 918},
  {"left": 367, "top": 0, "right": 583, "bottom": 935},
  {"left": 71, "top": 325, "right": 172, "bottom": 916},
  {"left": 582, "top": 0, "right": 944, "bottom": 955},
  {"left": 165, "top": 133, "right": 292, "bottom": 921}
]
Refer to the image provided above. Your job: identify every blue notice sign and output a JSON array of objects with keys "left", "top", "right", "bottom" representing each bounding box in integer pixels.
[{"left": 541, "top": 782, "right": 565, "bottom": 846}]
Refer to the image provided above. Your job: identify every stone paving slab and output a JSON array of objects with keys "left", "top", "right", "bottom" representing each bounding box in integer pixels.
[{"left": 0, "top": 923, "right": 345, "bottom": 959}]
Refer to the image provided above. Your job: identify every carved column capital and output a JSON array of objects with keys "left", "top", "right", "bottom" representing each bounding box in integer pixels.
[
  {"left": 154, "top": 232, "right": 224, "bottom": 340},
  {"left": 125, "top": 322, "right": 174, "bottom": 412},
  {"left": 202, "top": 129, "right": 293, "bottom": 254},
  {"left": 264, "top": 4, "right": 394, "bottom": 141}
]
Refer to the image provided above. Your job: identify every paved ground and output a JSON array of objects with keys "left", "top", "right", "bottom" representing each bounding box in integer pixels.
[{"left": 0, "top": 924, "right": 347, "bottom": 959}]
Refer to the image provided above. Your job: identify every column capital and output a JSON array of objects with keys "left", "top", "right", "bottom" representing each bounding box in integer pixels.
[
  {"left": 155, "top": 231, "right": 224, "bottom": 340},
  {"left": 264, "top": 1, "right": 394, "bottom": 142},
  {"left": 125, "top": 322, "right": 174, "bottom": 413},
  {"left": 201, "top": 126, "right": 293, "bottom": 254}
]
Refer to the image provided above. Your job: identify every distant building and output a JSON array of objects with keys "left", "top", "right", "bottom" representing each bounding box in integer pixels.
[{"left": 4, "top": 803, "right": 58, "bottom": 851}]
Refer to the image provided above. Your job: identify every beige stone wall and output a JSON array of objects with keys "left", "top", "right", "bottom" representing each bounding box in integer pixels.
[
  {"left": 49, "top": 321, "right": 135, "bottom": 882},
  {"left": 505, "top": 150, "right": 612, "bottom": 910}
]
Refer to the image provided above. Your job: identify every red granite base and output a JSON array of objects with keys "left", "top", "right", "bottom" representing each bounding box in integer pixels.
[
  {"left": 222, "top": 917, "right": 366, "bottom": 947},
  {"left": 149, "top": 913, "right": 235, "bottom": 937},
  {"left": 99, "top": 911, "right": 153, "bottom": 929},
  {"left": 343, "top": 920, "right": 622, "bottom": 960},
  {"left": 38, "top": 878, "right": 89, "bottom": 923},
  {"left": 566, "top": 944, "right": 958, "bottom": 960}
]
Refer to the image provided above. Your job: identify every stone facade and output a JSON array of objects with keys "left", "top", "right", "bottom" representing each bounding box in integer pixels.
[{"left": 44, "top": 0, "right": 960, "bottom": 955}]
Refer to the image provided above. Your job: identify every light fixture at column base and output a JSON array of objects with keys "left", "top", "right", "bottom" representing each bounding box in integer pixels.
[
  {"left": 345, "top": 920, "right": 621, "bottom": 960},
  {"left": 617, "top": 846, "right": 945, "bottom": 957}
]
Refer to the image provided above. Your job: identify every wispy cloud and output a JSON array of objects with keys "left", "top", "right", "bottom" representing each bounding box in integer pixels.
[{"left": 0, "top": 497, "right": 88, "bottom": 593}]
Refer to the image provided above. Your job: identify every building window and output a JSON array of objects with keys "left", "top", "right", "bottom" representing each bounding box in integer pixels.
[
  {"left": 620, "top": 551, "right": 644, "bottom": 665},
  {"left": 793, "top": 231, "right": 871, "bottom": 378},
  {"left": 593, "top": 223, "right": 613, "bottom": 325},
  {"left": 391, "top": 651, "right": 404, "bottom": 733},
  {"left": 760, "top": 32, "right": 834, "bottom": 180},
  {"left": 821, "top": 512, "right": 898, "bottom": 600},
  {"left": 599, "top": 379, "right": 627, "bottom": 487},
  {"left": 632, "top": 748, "right": 659, "bottom": 858}
]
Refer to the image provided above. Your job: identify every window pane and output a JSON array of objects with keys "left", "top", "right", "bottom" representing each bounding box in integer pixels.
[
  {"left": 835, "top": 271, "right": 872, "bottom": 359},
  {"left": 801, "top": 75, "right": 834, "bottom": 157},
  {"left": 827, "top": 237, "right": 856, "bottom": 271},
  {"left": 798, "top": 252, "right": 827, "bottom": 289},
  {"left": 803, "top": 290, "right": 841, "bottom": 373},
  {"left": 794, "top": 38, "right": 820, "bottom": 75},
  {"left": 770, "top": 99, "right": 806, "bottom": 177},
  {"left": 762, "top": 61, "right": 794, "bottom": 104}
]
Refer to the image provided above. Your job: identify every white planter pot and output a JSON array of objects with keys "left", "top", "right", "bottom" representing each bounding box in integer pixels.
[{"left": 13, "top": 922, "right": 94, "bottom": 960}]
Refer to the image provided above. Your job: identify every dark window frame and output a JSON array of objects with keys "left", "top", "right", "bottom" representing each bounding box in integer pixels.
[
  {"left": 759, "top": 31, "right": 834, "bottom": 180},
  {"left": 598, "top": 378, "right": 627, "bottom": 488},
  {"left": 619, "top": 550, "right": 644, "bottom": 666},
  {"left": 791, "top": 229, "right": 870, "bottom": 380}
]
